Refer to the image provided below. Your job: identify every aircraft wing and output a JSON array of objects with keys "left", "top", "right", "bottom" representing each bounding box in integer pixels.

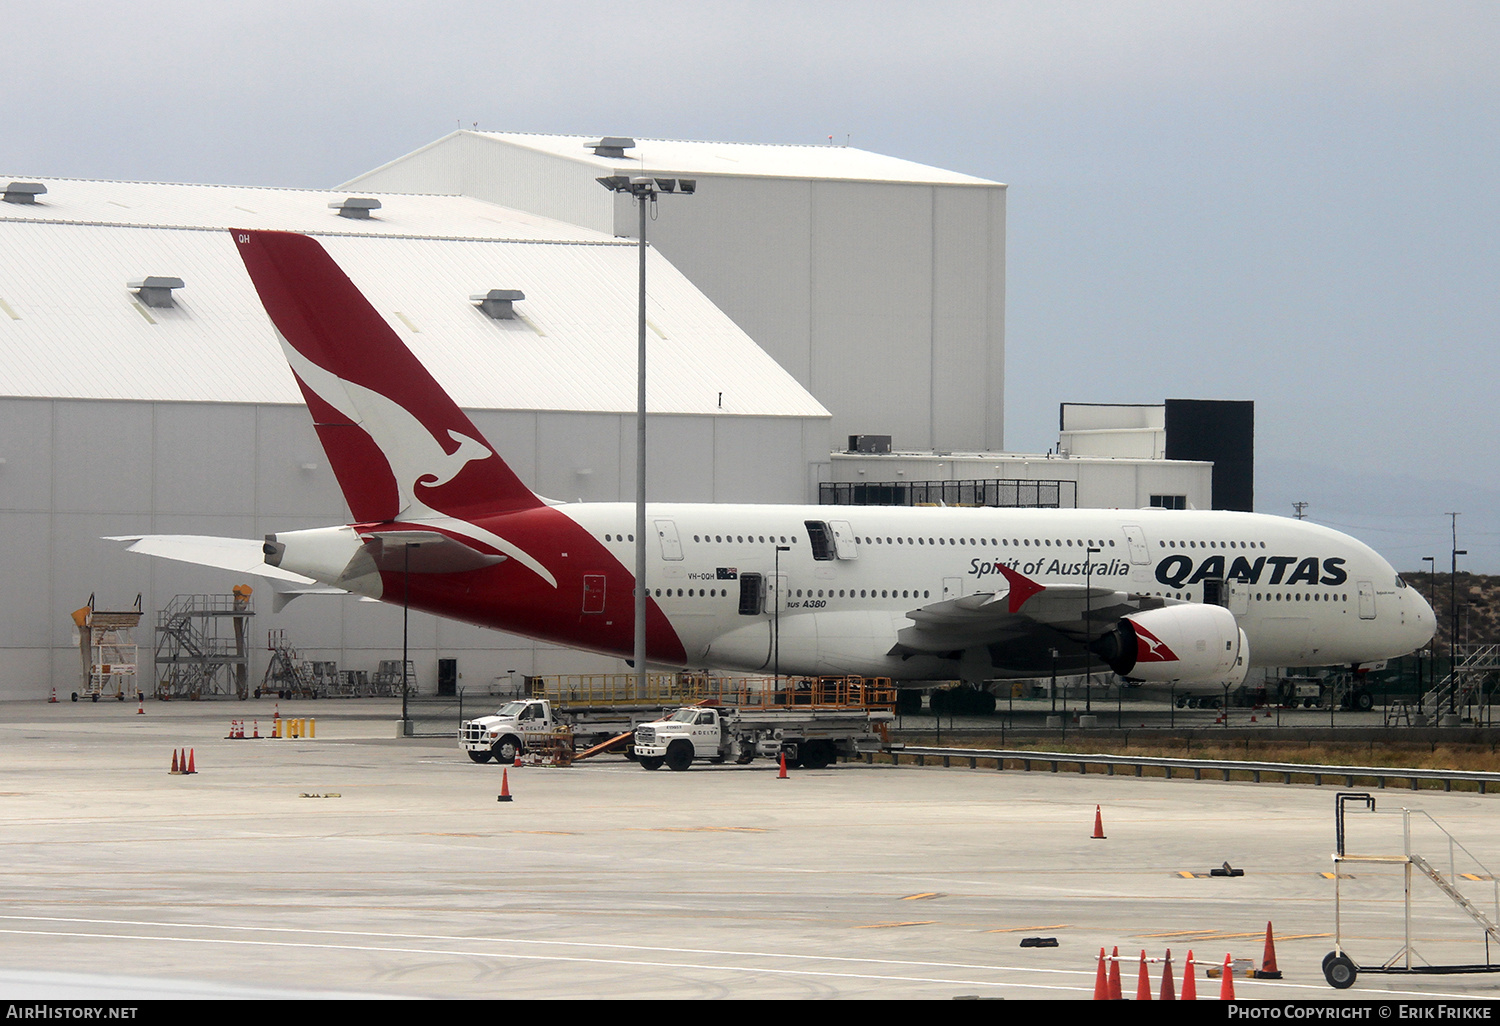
[
  {"left": 892, "top": 565, "right": 1166, "bottom": 655},
  {"left": 106, "top": 535, "right": 347, "bottom": 612}
]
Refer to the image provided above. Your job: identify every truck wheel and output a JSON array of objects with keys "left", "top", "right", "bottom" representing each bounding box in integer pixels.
[
  {"left": 467, "top": 750, "right": 492, "bottom": 764},
  {"left": 802, "top": 741, "right": 834, "bottom": 770},
  {"left": 638, "top": 756, "right": 664, "bottom": 771},
  {"left": 1355, "top": 690, "right": 1374, "bottom": 712},
  {"left": 665, "top": 741, "right": 693, "bottom": 771},
  {"left": 492, "top": 736, "right": 520, "bottom": 763}
]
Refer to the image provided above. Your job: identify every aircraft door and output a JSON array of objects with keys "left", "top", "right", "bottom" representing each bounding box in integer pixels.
[
  {"left": 1121, "top": 525, "right": 1151, "bottom": 564},
  {"left": 655, "top": 519, "right": 684, "bottom": 561},
  {"left": 1358, "top": 581, "right": 1377, "bottom": 620},
  {"left": 1121, "top": 524, "right": 1152, "bottom": 584},
  {"left": 829, "top": 521, "right": 859, "bottom": 559},
  {"left": 582, "top": 574, "right": 606, "bottom": 614}
]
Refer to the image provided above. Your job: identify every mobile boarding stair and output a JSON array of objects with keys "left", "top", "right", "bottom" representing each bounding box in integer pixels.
[
  {"left": 1326, "top": 792, "right": 1500, "bottom": 988},
  {"left": 1424, "top": 644, "right": 1500, "bottom": 725}
]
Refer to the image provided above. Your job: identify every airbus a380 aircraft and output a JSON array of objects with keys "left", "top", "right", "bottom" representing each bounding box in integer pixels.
[{"left": 116, "top": 230, "right": 1436, "bottom": 692}]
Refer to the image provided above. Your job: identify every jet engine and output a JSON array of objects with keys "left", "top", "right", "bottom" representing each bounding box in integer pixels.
[{"left": 1092, "top": 604, "right": 1249, "bottom": 686}]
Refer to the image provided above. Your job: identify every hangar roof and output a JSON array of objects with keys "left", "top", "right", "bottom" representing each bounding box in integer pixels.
[
  {"left": 440, "top": 132, "right": 1002, "bottom": 187},
  {"left": 0, "top": 177, "right": 829, "bottom": 418}
]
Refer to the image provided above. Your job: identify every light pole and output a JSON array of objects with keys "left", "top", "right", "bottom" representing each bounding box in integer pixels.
[
  {"left": 1084, "top": 546, "right": 1100, "bottom": 715},
  {"left": 1448, "top": 511, "right": 1466, "bottom": 716},
  {"left": 773, "top": 545, "right": 791, "bottom": 680},
  {"left": 595, "top": 174, "right": 696, "bottom": 698},
  {"left": 1422, "top": 555, "right": 1436, "bottom": 709}
]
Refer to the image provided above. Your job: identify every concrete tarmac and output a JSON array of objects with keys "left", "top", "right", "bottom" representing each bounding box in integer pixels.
[{"left": 3, "top": 698, "right": 1500, "bottom": 1002}]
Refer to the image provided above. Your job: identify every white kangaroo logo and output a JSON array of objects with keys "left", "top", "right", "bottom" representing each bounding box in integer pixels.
[{"left": 281, "top": 340, "right": 557, "bottom": 588}]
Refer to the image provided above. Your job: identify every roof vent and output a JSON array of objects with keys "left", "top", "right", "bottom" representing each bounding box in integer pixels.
[
  {"left": 590, "top": 137, "right": 635, "bottom": 159},
  {"left": 128, "top": 276, "right": 184, "bottom": 309},
  {"left": 470, "top": 289, "right": 525, "bottom": 320},
  {"left": 329, "top": 196, "right": 381, "bottom": 219},
  {"left": 3, "top": 182, "right": 46, "bottom": 204}
]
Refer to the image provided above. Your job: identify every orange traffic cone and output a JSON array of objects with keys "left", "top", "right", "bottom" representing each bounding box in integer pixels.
[
  {"left": 49, "top": 687, "right": 58, "bottom": 704},
  {"left": 497, "top": 768, "right": 513, "bottom": 802},
  {"left": 1182, "top": 950, "right": 1197, "bottom": 1000},
  {"left": 1219, "top": 953, "right": 1235, "bottom": 1000},
  {"left": 1255, "top": 921, "right": 1282, "bottom": 979},
  {"left": 1093, "top": 948, "right": 1109, "bottom": 1000},
  {"left": 1092, "top": 805, "right": 1106, "bottom": 839},
  {"left": 1108, "top": 945, "right": 1122, "bottom": 1000},
  {"left": 185, "top": 749, "right": 196, "bottom": 774},
  {"left": 137, "top": 693, "right": 144, "bottom": 715},
  {"left": 779, "top": 752, "right": 788, "bottom": 779},
  {"left": 253, "top": 720, "right": 260, "bottom": 739},
  {"left": 1160, "top": 949, "right": 1176, "bottom": 1001},
  {"left": 1136, "top": 950, "right": 1152, "bottom": 1000},
  {"left": 170, "top": 749, "right": 180, "bottom": 774}
]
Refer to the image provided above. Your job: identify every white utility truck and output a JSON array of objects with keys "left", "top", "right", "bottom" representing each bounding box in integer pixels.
[
  {"left": 631, "top": 698, "right": 894, "bottom": 771},
  {"left": 460, "top": 676, "right": 896, "bottom": 769},
  {"left": 459, "top": 698, "right": 658, "bottom": 764}
]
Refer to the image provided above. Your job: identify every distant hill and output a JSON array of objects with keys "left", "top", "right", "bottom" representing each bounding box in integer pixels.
[{"left": 1401, "top": 573, "right": 1498, "bottom": 650}]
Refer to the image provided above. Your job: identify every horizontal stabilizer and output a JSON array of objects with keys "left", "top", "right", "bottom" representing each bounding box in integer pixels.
[{"left": 106, "top": 535, "right": 348, "bottom": 608}]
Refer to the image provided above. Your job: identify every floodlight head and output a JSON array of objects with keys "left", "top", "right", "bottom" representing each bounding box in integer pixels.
[
  {"left": 654, "top": 178, "right": 676, "bottom": 193},
  {"left": 596, "top": 175, "right": 632, "bottom": 192},
  {"left": 677, "top": 179, "right": 697, "bottom": 195}
]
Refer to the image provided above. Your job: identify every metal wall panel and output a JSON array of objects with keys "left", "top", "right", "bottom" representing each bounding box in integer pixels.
[
  {"left": 810, "top": 180, "right": 934, "bottom": 450},
  {"left": 0, "top": 400, "right": 53, "bottom": 511},
  {"left": 931, "top": 186, "right": 1003, "bottom": 452}
]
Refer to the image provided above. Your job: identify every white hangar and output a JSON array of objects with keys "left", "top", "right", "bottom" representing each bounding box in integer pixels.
[
  {"left": 0, "top": 176, "right": 828, "bottom": 700},
  {"left": 344, "top": 131, "right": 1008, "bottom": 457}
]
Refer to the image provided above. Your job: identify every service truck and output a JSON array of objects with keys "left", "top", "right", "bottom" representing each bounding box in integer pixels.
[
  {"left": 631, "top": 702, "right": 893, "bottom": 771},
  {"left": 459, "top": 698, "right": 663, "bottom": 763}
]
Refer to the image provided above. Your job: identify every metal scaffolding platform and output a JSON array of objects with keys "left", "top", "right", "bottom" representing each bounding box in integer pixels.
[
  {"left": 70, "top": 594, "right": 143, "bottom": 702},
  {"left": 154, "top": 587, "right": 254, "bottom": 700}
]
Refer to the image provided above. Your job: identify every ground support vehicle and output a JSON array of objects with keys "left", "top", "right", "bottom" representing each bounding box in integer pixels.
[
  {"left": 1325, "top": 792, "right": 1500, "bottom": 989},
  {"left": 631, "top": 677, "right": 896, "bottom": 772},
  {"left": 459, "top": 698, "right": 662, "bottom": 765}
]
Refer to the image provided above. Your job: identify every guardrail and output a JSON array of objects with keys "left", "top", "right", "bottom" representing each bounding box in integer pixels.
[{"left": 877, "top": 746, "right": 1500, "bottom": 793}]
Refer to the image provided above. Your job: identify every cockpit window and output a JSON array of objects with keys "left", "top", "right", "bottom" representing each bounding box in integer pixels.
[{"left": 1396, "top": 575, "right": 1407, "bottom": 589}]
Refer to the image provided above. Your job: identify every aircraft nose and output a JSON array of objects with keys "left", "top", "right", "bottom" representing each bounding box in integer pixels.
[{"left": 1410, "top": 589, "right": 1437, "bottom": 648}]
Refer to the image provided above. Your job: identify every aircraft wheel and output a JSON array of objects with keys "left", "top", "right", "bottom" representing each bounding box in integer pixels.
[
  {"left": 664, "top": 741, "right": 694, "bottom": 771},
  {"left": 1323, "top": 953, "right": 1357, "bottom": 989},
  {"left": 1355, "top": 690, "right": 1374, "bottom": 712},
  {"left": 638, "top": 756, "right": 664, "bottom": 771},
  {"left": 467, "top": 750, "right": 491, "bottom": 764}
]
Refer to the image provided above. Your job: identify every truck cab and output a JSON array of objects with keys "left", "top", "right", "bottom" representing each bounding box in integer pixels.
[
  {"left": 633, "top": 707, "right": 734, "bottom": 771},
  {"left": 459, "top": 699, "right": 554, "bottom": 763}
]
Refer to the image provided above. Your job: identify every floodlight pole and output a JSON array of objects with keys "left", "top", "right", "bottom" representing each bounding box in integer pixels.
[
  {"left": 633, "top": 187, "right": 648, "bottom": 702},
  {"left": 596, "top": 175, "right": 695, "bottom": 699},
  {"left": 1449, "top": 513, "right": 1465, "bottom": 717},
  {"left": 1084, "top": 546, "right": 1100, "bottom": 714}
]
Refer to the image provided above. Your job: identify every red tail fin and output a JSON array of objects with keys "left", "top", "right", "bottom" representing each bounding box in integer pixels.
[{"left": 232, "top": 229, "right": 542, "bottom": 522}]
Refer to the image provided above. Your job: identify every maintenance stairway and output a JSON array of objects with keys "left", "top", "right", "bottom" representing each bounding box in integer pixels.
[
  {"left": 1427, "top": 644, "right": 1500, "bottom": 718},
  {"left": 154, "top": 590, "right": 254, "bottom": 700}
]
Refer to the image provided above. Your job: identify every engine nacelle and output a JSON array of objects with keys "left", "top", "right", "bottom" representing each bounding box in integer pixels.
[{"left": 1093, "top": 604, "right": 1249, "bottom": 686}]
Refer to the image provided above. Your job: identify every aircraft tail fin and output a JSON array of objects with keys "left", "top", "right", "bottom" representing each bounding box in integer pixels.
[{"left": 231, "top": 229, "right": 543, "bottom": 523}]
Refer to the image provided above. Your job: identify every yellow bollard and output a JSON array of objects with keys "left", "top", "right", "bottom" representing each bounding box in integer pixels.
[{"left": 307, "top": 718, "right": 315, "bottom": 739}]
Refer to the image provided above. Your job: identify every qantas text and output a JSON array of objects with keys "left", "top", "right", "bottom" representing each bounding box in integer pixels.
[
  {"left": 1156, "top": 555, "right": 1347, "bottom": 588},
  {"left": 967, "top": 554, "right": 1349, "bottom": 588}
]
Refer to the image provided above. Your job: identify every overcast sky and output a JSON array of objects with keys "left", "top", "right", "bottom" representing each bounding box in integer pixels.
[{"left": 6, "top": 1, "right": 1498, "bottom": 571}]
